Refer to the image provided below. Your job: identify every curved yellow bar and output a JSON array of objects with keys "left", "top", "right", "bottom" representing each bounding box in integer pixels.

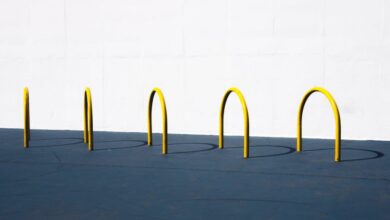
[
  {"left": 83, "top": 87, "right": 94, "bottom": 151},
  {"left": 297, "top": 87, "right": 341, "bottom": 162},
  {"left": 23, "top": 87, "right": 30, "bottom": 148},
  {"left": 219, "top": 87, "right": 250, "bottom": 159},
  {"left": 147, "top": 88, "right": 168, "bottom": 154}
]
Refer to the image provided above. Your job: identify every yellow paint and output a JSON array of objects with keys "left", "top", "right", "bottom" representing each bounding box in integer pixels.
[
  {"left": 23, "top": 87, "right": 30, "bottom": 148},
  {"left": 219, "top": 87, "right": 250, "bottom": 159},
  {"left": 147, "top": 88, "right": 168, "bottom": 154},
  {"left": 297, "top": 87, "right": 341, "bottom": 162},
  {"left": 84, "top": 87, "right": 94, "bottom": 151}
]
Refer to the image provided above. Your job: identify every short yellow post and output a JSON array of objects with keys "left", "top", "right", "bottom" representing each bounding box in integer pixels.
[
  {"left": 23, "top": 87, "right": 30, "bottom": 148},
  {"left": 83, "top": 87, "right": 93, "bottom": 151},
  {"left": 296, "top": 87, "right": 341, "bottom": 162},
  {"left": 147, "top": 88, "right": 168, "bottom": 154},
  {"left": 219, "top": 87, "right": 250, "bottom": 159}
]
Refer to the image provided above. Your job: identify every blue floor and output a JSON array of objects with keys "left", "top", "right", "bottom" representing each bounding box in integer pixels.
[{"left": 0, "top": 128, "right": 389, "bottom": 219}]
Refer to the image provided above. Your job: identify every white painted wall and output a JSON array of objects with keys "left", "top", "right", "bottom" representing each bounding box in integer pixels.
[{"left": 0, "top": 0, "right": 390, "bottom": 140}]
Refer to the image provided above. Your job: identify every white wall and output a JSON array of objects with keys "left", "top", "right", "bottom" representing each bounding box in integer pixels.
[{"left": 0, "top": 0, "right": 389, "bottom": 140}]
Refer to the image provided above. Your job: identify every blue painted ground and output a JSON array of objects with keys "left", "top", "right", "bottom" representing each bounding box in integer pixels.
[{"left": 0, "top": 128, "right": 389, "bottom": 219}]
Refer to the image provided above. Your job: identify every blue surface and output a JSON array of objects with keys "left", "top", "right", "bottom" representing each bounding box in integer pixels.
[{"left": 0, "top": 128, "right": 389, "bottom": 219}]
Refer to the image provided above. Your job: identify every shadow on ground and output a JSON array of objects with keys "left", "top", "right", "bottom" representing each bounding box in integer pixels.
[
  {"left": 93, "top": 139, "right": 147, "bottom": 151},
  {"left": 166, "top": 142, "right": 218, "bottom": 154},
  {"left": 224, "top": 145, "right": 296, "bottom": 159},
  {"left": 28, "top": 137, "right": 84, "bottom": 148},
  {"left": 304, "top": 147, "right": 384, "bottom": 162}
]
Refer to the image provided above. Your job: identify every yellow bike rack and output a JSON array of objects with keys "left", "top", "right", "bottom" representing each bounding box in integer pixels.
[
  {"left": 297, "top": 87, "right": 341, "bottom": 162},
  {"left": 147, "top": 88, "right": 168, "bottom": 154},
  {"left": 84, "top": 87, "right": 94, "bottom": 151},
  {"left": 23, "top": 87, "right": 30, "bottom": 148},
  {"left": 219, "top": 87, "right": 250, "bottom": 159}
]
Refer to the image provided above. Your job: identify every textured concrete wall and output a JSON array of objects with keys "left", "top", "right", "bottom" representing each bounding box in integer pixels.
[{"left": 0, "top": 0, "right": 389, "bottom": 140}]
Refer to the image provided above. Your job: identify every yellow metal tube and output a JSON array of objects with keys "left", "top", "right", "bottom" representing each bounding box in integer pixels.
[
  {"left": 147, "top": 88, "right": 168, "bottom": 154},
  {"left": 219, "top": 87, "right": 250, "bottom": 159},
  {"left": 83, "top": 88, "right": 93, "bottom": 151},
  {"left": 23, "top": 87, "right": 30, "bottom": 148},
  {"left": 296, "top": 87, "right": 341, "bottom": 162}
]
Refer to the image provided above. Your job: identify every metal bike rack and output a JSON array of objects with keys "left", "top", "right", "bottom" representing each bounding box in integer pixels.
[
  {"left": 296, "top": 87, "right": 341, "bottom": 162},
  {"left": 22, "top": 85, "right": 343, "bottom": 163},
  {"left": 23, "top": 87, "right": 30, "bottom": 148},
  {"left": 83, "top": 87, "right": 94, "bottom": 151},
  {"left": 147, "top": 88, "right": 168, "bottom": 154},
  {"left": 219, "top": 87, "right": 250, "bottom": 159}
]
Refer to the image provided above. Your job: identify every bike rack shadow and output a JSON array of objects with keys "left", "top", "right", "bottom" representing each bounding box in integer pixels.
[
  {"left": 304, "top": 147, "right": 384, "bottom": 162},
  {"left": 159, "top": 142, "right": 218, "bottom": 155},
  {"left": 28, "top": 137, "right": 84, "bottom": 148},
  {"left": 224, "top": 145, "right": 295, "bottom": 159},
  {"left": 93, "top": 139, "right": 147, "bottom": 151}
]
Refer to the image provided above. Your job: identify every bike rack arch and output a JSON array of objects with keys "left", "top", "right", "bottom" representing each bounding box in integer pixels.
[
  {"left": 23, "top": 87, "right": 30, "bottom": 148},
  {"left": 297, "top": 87, "right": 341, "bottom": 162},
  {"left": 84, "top": 87, "right": 94, "bottom": 151},
  {"left": 147, "top": 88, "right": 168, "bottom": 154},
  {"left": 219, "top": 87, "right": 250, "bottom": 159}
]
